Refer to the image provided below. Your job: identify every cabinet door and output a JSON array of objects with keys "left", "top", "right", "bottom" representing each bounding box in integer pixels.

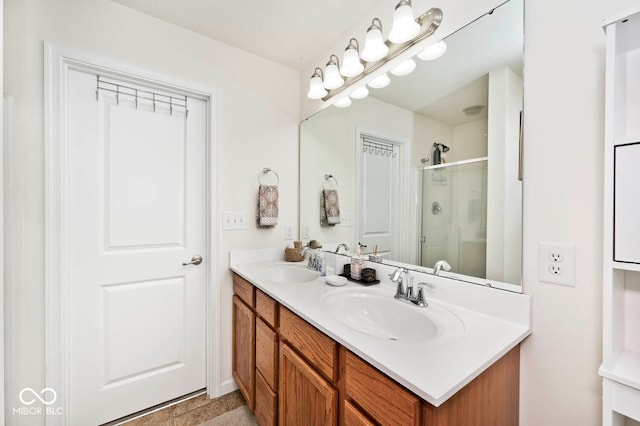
[
  {"left": 233, "top": 295, "right": 255, "bottom": 410},
  {"left": 279, "top": 343, "right": 337, "bottom": 426},
  {"left": 614, "top": 142, "right": 640, "bottom": 263}
]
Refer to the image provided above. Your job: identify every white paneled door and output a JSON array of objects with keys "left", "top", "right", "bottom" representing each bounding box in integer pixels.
[
  {"left": 358, "top": 136, "right": 400, "bottom": 259},
  {"left": 67, "top": 69, "right": 207, "bottom": 424}
]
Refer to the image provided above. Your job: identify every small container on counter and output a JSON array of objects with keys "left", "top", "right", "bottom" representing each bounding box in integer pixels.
[
  {"left": 361, "top": 268, "right": 377, "bottom": 283},
  {"left": 350, "top": 257, "right": 364, "bottom": 280}
]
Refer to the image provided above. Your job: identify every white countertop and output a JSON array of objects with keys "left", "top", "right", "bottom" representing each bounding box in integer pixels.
[{"left": 230, "top": 248, "right": 531, "bottom": 407}]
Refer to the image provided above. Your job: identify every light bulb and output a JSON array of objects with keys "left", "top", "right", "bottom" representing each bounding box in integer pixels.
[
  {"left": 334, "top": 96, "right": 352, "bottom": 108},
  {"left": 368, "top": 73, "right": 391, "bottom": 89},
  {"left": 390, "top": 58, "right": 416, "bottom": 76},
  {"left": 341, "top": 39, "right": 364, "bottom": 77},
  {"left": 417, "top": 40, "right": 447, "bottom": 61},
  {"left": 351, "top": 86, "right": 369, "bottom": 99},
  {"left": 306, "top": 69, "right": 327, "bottom": 99},
  {"left": 323, "top": 55, "right": 344, "bottom": 90},
  {"left": 361, "top": 18, "right": 389, "bottom": 62},
  {"left": 389, "top": 0, "right": 421, "bottom": 44}
]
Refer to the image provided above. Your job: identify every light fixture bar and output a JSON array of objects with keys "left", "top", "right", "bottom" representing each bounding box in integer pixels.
[{"left": 321, "top": 7, "right": 442, "bottom": 102}]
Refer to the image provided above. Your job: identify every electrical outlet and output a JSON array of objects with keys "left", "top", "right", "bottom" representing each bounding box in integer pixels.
[
  {"left": 548, "top": 263, "right": 562, "bottom": 275},
  {"left": 548, "top": 251, "right": 564, "bottom": 262},
  {"left": 539, "top": 242, "right": 576, "bottom": 286},
  {"left": 302, "top": 224, "right": 310, "bottom": 239}
]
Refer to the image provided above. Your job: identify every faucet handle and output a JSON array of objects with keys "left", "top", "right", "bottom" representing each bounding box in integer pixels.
[
  {"left": 394, "top": 280, "right": 405, "bottom": 299},
  {"left": 416, "top": 284, "right": 429, "bottom": 307}
]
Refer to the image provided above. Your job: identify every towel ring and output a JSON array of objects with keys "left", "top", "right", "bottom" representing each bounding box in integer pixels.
[
  {"left": 259, "top": 167, "right": 279, "bottom": 185},
  {"left": 323, "top": 174, "right": 338, "bottom": 189}
]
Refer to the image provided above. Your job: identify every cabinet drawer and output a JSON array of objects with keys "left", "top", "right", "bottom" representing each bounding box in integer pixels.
[
  {"left": 280, "top": 307, "right": 337, "bottom": 382},
  {"left": 233, "top": 274, "right": 255, "bottom": 307},
  {"left": 346, "top": 351, "right": 420, "bottom": 426},
  {"left": 255, "top": 369, "right": 277, "bottom": 426},
  {"left": 256, "top": 289, "right": 278, "bottom": 328},
  {"left": 256, "top": 317, "right": 278, "bottom": 390},
  {"left": 344, "top": 400, "right": 376, "bottom": 426}
]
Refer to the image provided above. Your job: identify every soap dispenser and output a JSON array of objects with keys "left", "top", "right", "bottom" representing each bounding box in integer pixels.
[{"left": 318, "top": 252, "right": 326, "bottom": 277}]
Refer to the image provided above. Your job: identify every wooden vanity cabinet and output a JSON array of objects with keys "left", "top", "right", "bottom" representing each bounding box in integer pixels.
[{"left": 231, "top": 273, "right": 521, "bottom": 426}]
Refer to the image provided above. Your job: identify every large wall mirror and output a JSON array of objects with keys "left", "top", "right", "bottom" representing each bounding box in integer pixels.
[{"left": 300, "top": 0, "right": 523, "bottom": 291}]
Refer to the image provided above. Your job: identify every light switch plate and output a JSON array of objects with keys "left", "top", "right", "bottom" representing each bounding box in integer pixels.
[{"left": 222, "top": 211, "right": 247, "bottom": 230}]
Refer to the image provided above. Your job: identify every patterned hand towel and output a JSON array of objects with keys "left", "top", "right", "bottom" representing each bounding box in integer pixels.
[
  {"left": 320, "top": 189, "right": 341, "bottom": 226},
  {"left": 257, "top": 184, "right": 278, "bottom": 228}
]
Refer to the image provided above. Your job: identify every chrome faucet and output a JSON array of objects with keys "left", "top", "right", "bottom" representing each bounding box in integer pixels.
[
  {"left": 334, "top": 243, "right": 350, "bottom": 254},
  {"left": 433, "top": 260, "right": 451, "bottom": 276},
  {"left": 389, "top": 267, "right": 428, "bottom": 307},
  {"left": 299, "top": 246, "right": 313, "bottom": 256}
]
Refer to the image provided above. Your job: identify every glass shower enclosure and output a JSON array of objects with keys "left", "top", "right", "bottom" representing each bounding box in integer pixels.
[{"left": 419, "top": 158, "right": 488, "bottom": 277}]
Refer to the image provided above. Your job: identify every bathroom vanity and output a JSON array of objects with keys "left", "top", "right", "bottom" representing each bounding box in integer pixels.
[{"left": 230, "top": 249, "right": 531, "bottom": 425}]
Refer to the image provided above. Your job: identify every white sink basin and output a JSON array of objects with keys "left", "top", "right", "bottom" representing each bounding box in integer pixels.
[
  {"left": 256, "top": 262, "right": 318, "bottom": 284},
  {"left": 321, "top": 288, "right": 464, "bottom": 342}
]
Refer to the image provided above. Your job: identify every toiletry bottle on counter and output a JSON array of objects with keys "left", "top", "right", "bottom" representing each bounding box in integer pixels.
[
  {"left": 350, "top": 256, "right": 364, "bottom": 280},
  {"left": 318, "top": 252, "right": 326, "bottom": 277}
]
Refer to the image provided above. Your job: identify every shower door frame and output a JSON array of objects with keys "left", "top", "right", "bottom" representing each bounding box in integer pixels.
[
  {"left": 417, "top": 156, "right": 489, "bottom": 268},
  {"left": 43, "top": 42, "right": 221, "bottom": 425}
]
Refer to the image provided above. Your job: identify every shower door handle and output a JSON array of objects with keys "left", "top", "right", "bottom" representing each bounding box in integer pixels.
[
  {"left": 419, "top": 236, "right": 427, "bottom": 243},
  {"left": 182, "top": 255, "right": 203, "bottom": 266}
]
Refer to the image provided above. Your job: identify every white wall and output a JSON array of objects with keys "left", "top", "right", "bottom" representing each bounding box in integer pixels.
[
  {"left": 4, "top": 0, "right": 299, "bottom": 423},
  {"left": 300, "top": 97, "right": 413, "bottom": 252},
  {"left": 487, "top": 66, "right": 522, "bottom": 284},
  {"left": 520, "top": 0, "right": 638, "bottom": 424},
  {"left": 412, "top": 115, "right": 453, "bottom": 166},
  {"left": 451, "top": 118, "right": 488, "bottom": 161}
]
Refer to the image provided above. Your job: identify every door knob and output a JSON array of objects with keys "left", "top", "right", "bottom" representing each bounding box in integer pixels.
[{"left": 182, "top": 255, "right": 203, "bottom": 266}]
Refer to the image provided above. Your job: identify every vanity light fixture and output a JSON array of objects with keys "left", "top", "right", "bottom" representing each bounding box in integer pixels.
[
  {"left": 341, "top": 38, "right": 365, "bottom": 77},
  {"left": 350, "top": 86, "right": 370, "bottom": 99},
  {"left": 306, "top": 67, "right": 328, "bottom": 99},
  {"left": 334, "top": 96, "right": 352, "bottom": 108},
  {"left": 368, "top": 73, "right": 391, "bottom": 89},
  {"left": 417, "top": 40, "right": 448, "bottom": 60},
  {"left": 390, "top": 58, "right": 417, "bottom": 76},
  {"left": 361, "top": 18, "right": 389, "bottom": 62},
  {"left": 306, "top": 7, "right": 442, "bottom": 103},
  {"left": 323, "top": 55, "right": 345, "bottom": 90},
  {"left": 389, "top": 0, "right": 421, "bottom": 44}
]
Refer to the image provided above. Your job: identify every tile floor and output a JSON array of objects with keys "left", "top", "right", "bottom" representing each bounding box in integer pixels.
[{"left": 120, "top": 390, "right": 251, "bottom": 426}]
